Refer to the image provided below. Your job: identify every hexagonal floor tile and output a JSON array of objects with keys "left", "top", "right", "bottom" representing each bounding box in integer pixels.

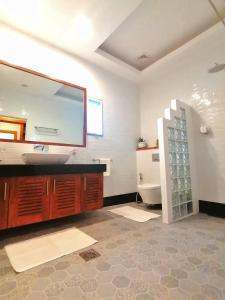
[
  {"left": 96, "top": 261, "right": 111, "bottom": 271},
  {"left": 97, "top": 283, "right": 116, "bottom": 298},
  {"left": 80, "top": 279, "right": 97, "bottom": 293},
  {"left": 161, "top": 276, "right": 178, "bottom": 288},
  {"left": 112, "top": 275, "right": 130, "bottom": 288}
]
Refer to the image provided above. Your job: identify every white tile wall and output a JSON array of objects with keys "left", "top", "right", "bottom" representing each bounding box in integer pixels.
[
  {"left": 140, "top": 24, "right": 225, "bottom": 204},
  {"left": 0, "top": 26, "right": 140, "bottom": 198}
]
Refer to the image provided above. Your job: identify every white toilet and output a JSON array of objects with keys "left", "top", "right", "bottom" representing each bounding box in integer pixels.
[{"left": 138, "top": 183, "right": 161, "bottom": 205}]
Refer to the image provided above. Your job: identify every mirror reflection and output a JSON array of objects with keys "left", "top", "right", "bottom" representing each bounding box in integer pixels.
[{"left": 0, "top": 62, "right": 86, "bottom": 146}]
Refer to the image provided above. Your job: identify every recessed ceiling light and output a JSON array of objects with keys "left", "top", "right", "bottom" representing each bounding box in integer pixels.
[{"left": 137, "top": 54, "right": 151, "bottom": 60}]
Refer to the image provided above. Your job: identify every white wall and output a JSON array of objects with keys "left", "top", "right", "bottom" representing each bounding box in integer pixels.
[
  {"left": 140, "top": 24, "right": 225, "bottom": 204},
  {"left": 136, "top": 149, "right": 160, "bottom": 185},
  {"left": 0, "top": 25, "right": 140, "bottom": 198}
]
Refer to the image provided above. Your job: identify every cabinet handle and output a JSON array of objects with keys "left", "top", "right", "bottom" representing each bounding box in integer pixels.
[
  {"left": 53, "top": 179, "right": 56, "bottom": 193},
  {"left": 84, "top": 176, "right": 86, "bottom": 191},
  {"left": 4, "top": 182, "right": 7, "bottom": 201},
  {"left": 46, "top": 181, "right": 49, "bottom": 195}
]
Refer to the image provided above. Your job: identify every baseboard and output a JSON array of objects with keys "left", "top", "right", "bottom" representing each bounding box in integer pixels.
[
  {"left": 199, "top": 200, "right": 225, "bottom": 218},
  {"left": 104, "top": 192, "right": 138, "bottom": 207}
]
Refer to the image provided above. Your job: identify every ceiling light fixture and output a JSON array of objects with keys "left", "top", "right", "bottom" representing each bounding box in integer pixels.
[{"left": 137, "top": 54, "right": 151, "bottom": 60}]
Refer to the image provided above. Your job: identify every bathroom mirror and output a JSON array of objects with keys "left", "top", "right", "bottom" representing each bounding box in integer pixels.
[{"left": 0, "top": 60, "right": 86, "bottom": 147}]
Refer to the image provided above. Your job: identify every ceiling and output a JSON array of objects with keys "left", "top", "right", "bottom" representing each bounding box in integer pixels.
[
  {"left": 100, "top": 0, "right": 225, "bottom": 70},
  {"left": 0, "top": 0, "right": 142, "bottom": 81},
  {"left": 0, "top": 0, "right": 224, "bottom": 80}
]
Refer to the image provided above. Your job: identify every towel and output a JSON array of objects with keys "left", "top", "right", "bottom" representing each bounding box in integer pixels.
[{"left": 99, "top": 158, "right": 111, "bottom": 176}]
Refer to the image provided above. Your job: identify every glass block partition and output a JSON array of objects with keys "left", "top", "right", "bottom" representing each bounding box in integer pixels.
[
  {"left": 158, "top": 99, "right": 197, "bottom": 224},
  {"left": 168, "top": 108, "right": 193, "bottom": 221}
]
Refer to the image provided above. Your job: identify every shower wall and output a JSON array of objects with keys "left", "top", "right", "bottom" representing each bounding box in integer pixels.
[
  {"left": 158, "top": 100, "right": 198, "bottom": 223},
  {"left": 140, "top": 23, "right": 225, "bottom": 204}
]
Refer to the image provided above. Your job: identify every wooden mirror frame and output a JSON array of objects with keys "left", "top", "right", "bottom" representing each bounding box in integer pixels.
[{"left": 0, "top": 60, "right": 87, "bottom": 147}]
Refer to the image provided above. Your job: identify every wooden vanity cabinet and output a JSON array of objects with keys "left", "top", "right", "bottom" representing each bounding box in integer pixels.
[
  {"left": 0, "top": 178, "right": 11, "bottom": 229},
  {"left": 50, "top": 174, "right": 81, "bottom": 219},
  {"left": 2, "top": 172, "right": 103, "bottom": 229},
  {"left": 81, "top": 173, "right": 103, "bottom": 212},
  {"left": 8, "top": 176, "right": 50, "bottom": 228}
]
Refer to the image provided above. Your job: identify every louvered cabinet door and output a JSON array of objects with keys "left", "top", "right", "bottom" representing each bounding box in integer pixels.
[
  {"left": 8, "top": 176, "right": 50, "bottom": 228},
  {"left": 0, "top": 178, "right": 10, "bottom": 229},
  {"left": 81, "top": 173, "right": 103, "bottom": 212},
  {"left": 50, "top": 174, "right": 81, "bottom": 219}
]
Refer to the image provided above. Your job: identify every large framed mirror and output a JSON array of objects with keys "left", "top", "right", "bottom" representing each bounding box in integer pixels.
[{"left": 0, "top": 60, "right": 86, "bottom": 147}]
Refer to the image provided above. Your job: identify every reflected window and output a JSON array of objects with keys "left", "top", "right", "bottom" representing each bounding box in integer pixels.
[
  {"left": 87, "top": 99, "right": 103, "bottom": 136},
  {"left": 0, "top": 116, "right": 26, "bottom": 141},
  {"left": 0, "top": 130, "right": 17, "bottom": 140}
]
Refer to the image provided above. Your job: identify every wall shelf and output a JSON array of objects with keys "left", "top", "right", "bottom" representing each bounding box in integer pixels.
[{"left": 136, "top": 146, "right": 159, "bottom": 151}]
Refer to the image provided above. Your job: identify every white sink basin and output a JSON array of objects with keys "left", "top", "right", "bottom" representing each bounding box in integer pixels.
[{"left": 22, "top": 152, "right": 70, "bottom": 165}]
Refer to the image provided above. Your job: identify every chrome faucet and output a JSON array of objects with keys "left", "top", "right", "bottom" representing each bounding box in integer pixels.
[{"left": 34, "top": 144, "right": 49, "bottom": 152}]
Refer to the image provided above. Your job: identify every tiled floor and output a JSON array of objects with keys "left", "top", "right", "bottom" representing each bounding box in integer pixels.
[{"left": 0, "top": 203, "right": 225, "bottom": 300}]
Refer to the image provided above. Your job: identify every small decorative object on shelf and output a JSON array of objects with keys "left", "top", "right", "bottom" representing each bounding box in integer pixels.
[
  {"left": 200, "top": 125, "right": 209, "bottom": 134},
  {"left": 137, "top": 137, "right": 147, "bottom": 148},
  {"left": 156, "top": 139, "right": 159, "bottom": 147}
]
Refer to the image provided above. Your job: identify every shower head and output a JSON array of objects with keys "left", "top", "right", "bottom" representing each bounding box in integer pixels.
[{"left": 208, "top": 63, "right": 225, "bottom": 73}]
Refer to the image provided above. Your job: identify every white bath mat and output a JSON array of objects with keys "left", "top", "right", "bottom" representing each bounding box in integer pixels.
[
  {"left": 5, "top": 227, "right": 98, "bottom": 272},
  {"left": 109, "top": 206, "right": 160, "bottom": 223}
]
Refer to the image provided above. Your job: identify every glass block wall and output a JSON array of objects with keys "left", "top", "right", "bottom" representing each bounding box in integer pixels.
[{"left": 167, "top": 108, "right": 193, "bottom": 221}]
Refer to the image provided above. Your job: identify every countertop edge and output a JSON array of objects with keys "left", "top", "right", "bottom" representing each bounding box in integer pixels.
[{"left": 0, "top": 164, "right": 107, "bottom": 177}]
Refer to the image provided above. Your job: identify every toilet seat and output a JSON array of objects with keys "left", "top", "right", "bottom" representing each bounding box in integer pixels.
[{"left": 138, "top": 183, "right": 160, "bottom": 190}]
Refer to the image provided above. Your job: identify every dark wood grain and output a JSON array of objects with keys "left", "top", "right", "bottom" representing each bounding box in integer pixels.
[
  {"left": 8, "top": 176, "right": 50, "bottom": 228},
  {"left": 81, "top": 173, "right": 103, "bottom": 212},
  {"left": 50, "top": 174, "right": 81, "bottom": 219}
]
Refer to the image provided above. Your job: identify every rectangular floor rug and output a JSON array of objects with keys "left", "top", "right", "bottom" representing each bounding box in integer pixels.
[
  {"left": 109, "top": 206, "right": 160, "bottom": 222},
  {"left": 5, "top": 227, "right": 98, "bottom": 272}
]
